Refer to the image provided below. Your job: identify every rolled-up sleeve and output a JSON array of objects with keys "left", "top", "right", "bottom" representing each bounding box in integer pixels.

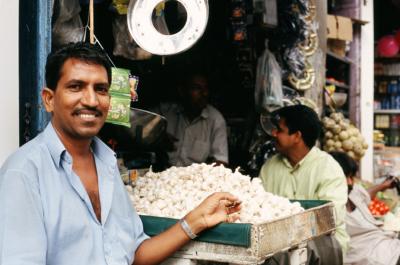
[
  {"left": 129, "top": 210, "right": 149, "bottom": 264},
  {"left": 0, "top": 170, "right": 47, "bottom": 265}
]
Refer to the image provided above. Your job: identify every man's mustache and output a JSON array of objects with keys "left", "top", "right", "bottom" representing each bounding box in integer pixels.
[{"left": 72, "top": 108, "right": 103, "bottom": 116}]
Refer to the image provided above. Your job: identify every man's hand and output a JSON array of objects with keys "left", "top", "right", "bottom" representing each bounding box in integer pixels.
[
  {"left": 133, "top": 192, "right": 242, "bottom": 265},
  {"left": 206, "top": 157, "right": 228, "bottom": 167},
  {"left": 368, "top": 176, "right": 397, "bottom": 200},
  {"left": 184, "top": 192, "right": 242, "bottom": 235},
  {"left": 381, "top": 176, "right": 397, "bottom": 191}
]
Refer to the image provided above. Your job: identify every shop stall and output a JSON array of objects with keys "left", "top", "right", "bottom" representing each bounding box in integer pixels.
[
  {"left": 125, "top": 164, "right": 336, "bottom": 265},
  {"left": 17, "top": 0, "right": 374, "bottom": 179},
  {"left": 373, "top": 0, "right": 400, "bottom": 180},
  {"left": 15, "top": 0, "right": 375, "bottom": 264},
  {"left": 19, "top": 0, "right": 329, "bottom": 170}
]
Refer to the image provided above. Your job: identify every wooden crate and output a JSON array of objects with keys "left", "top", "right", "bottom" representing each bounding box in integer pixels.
[{"left": 167, "top": 202, "right": 336, "bottom": 264}]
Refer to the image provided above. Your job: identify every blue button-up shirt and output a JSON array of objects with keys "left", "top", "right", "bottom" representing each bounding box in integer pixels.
[{"left": 0, "top": 123, "right": 149, "bottom": 265}]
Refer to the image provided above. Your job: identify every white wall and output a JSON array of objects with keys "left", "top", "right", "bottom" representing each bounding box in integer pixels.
[
  {"left": 0, "top": 0, "right": 19, "bottom": 164},
  {"left": 360, "top": 0, "right": 374, "bottom": 182}
]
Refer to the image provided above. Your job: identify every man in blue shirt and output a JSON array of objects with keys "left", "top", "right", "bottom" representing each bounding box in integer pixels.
[{"left": 0, "top": 42, "right": 241, "bottom": 265}]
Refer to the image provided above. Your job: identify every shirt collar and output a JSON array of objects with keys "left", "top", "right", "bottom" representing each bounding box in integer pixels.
[
  {"left": 281, "top": 146, "right": 318, "bottom": 171},
  {"left": 43, "top": 123, "right": 67, "bottom": 168},
  {"left": 43, "top": 122, "right": 117, "bottom": 169},
  {"left": 175, "top": 104, "right": 209, "bottom": 120},
  {"left": 200, "top": 106, "right": 209, "bottom": 119},
  {"left": 91, "top": 136, "right": 117, "bottom": 168}
]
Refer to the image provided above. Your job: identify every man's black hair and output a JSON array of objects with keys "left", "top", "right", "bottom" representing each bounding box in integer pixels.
[
  {"left": 45, "top": 42, "right": 112, "bottom": 90},
  {"left": 329, "top": 151, "right": 359, "bottom": 177},
  {"left": 271, "top": 105, "right": 322, "bottom": 148},
  {"left": 178, "top": 69, "right": 208, "bottom": 89}
]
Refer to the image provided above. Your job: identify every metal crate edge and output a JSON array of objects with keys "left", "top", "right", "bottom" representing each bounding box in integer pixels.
[{"left": 170, "top": 201, "right": 336, "bottom": 264}]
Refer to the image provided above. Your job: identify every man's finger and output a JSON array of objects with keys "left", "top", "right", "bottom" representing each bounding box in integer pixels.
[
  {"left": 226, "top": 203, "right": 242, "bottom": 214},
  {"left": 211, "top": 192, "right": 240, "bottom": 204},
  {"left": 225, "top": 213, "right": 240, "bottom": 223},
  {"left": 221, "top": 198, "right": 242, "bottom": 209}
]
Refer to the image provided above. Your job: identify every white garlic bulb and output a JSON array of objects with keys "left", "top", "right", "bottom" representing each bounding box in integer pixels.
[{"left": 127, "top": 163, "right": 304, "bottom": 223}]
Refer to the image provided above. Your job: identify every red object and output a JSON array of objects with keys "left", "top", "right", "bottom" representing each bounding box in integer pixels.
[
  {"left": 368, "top": 197, "right": 390, "bottom": 216},
  {"left": 395, "top": 30, "right": 400, "bottom": 46},
  {"left": 377, "top": 35, "right": 400, "bottom": 57}
]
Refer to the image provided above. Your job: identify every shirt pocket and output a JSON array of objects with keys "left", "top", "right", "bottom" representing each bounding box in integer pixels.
[{"left": 187, "top": 139, "right": 209, "bottom": 163}]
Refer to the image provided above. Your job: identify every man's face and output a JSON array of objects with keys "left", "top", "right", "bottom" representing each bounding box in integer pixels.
[
  {"left": 42, "top": 58, "right": 110, "bottom": 141},
  {"left": 184, "top": 75, "right": 209, "bottom": 113},
  {"left": 347, "top": 176, "right": 354, "bottom": 193},
  {"left": 271, "top": 118, "right": 298, "bottom": 155}
]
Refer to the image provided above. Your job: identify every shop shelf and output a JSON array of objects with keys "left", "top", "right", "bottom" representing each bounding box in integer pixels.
[
  {"left": 327, "top": 51, "right": 354, "bottom": 64},
  {"left": 374, "top": 109, "right": 400, "bottom": 114},
  {"left": 374, "top": 127, "right": 400, "bottom": 131},
  {"left": 374, "top": 75, "right": 400, "bottom": 78},
  {"left": 325, "top": 80, "right": 350, "bottom": 90},
  {"left": 375, "top": 55, "right": 400, "bottom": 62}
]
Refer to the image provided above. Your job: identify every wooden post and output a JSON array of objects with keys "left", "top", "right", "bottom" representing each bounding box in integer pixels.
[{"left": 89, "top": 0, "right": 94, "bottom": 44}]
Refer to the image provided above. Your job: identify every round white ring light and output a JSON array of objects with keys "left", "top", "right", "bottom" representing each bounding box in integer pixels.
[{"left": 127, "top": 0, "right": 209, "bottom": 56}]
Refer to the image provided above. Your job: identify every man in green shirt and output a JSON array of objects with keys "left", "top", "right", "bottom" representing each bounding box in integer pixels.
[{"left": 259, "top": 105, "right": 349, "bottom": 264}]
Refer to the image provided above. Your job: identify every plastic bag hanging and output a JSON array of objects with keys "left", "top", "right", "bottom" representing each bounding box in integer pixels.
[
  {"left": 52, "top": 0, "right": 84, "bottom": 48},
  {"left": 112, "top": 15, "right": 152, "bottom": 60},
  {"left": 254, "top": 42, "right": 284, "bottom": 114}
]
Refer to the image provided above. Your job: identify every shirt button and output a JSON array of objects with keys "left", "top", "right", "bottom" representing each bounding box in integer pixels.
[
  {"left": 105, "top": 255, "right": 111, "bottom": 265},
  {"left": 104, "top": 245, "right": 110, "bottom": 254}
]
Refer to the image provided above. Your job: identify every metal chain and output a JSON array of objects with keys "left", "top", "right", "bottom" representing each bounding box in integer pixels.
[{"left": 23, "top": 102, "right": 32, "bottom": 143}]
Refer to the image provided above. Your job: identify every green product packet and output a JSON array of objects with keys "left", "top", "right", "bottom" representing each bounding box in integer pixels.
[
  {"left": 106, "top": 95, "right": 131, "bottom": 127},
  {"left": 111, "top": 0, "right": 130, "bottom": 15},
  {"left": 110, "top": 67, "right": 131, "bottom": 95}
]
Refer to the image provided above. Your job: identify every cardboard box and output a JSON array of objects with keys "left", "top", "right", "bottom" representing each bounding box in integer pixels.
[
  {"left": 327, "top": 39, "right": 347, "bottom": 57},
  {"left": 327, "top": 15, "right": 353, "bottom": 41}
]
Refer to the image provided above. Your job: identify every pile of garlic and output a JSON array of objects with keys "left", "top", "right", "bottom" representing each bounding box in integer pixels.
[
  {"left": 322, "top": 112, "right": 368, "bottom": 160},
  {"left": 126, "top": 163, "right": 304, "bottom": 224}
]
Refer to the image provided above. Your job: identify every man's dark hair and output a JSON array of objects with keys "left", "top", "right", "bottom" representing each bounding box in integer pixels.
[
  {"left": 45, "top": 42, "right": 112, "bottom": 90},
  {"left": 329, "top": 151, "right": 359, "bottom": 177},
  {"left": 178, "top": 69, "right": 208, "bottom": 90},
  {"left": 271, "top": 105, "right": 322, "bottom": 148}
]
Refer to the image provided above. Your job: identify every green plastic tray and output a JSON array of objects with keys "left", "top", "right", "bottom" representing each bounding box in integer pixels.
[{"left": 140, "top": 200, "right": 331, "bottom": 248}]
